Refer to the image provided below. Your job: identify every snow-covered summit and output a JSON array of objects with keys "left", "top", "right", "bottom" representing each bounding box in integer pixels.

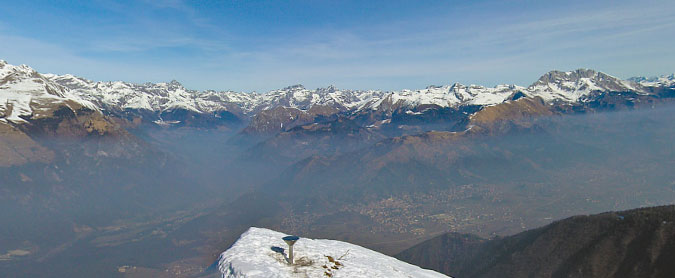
[
  {"left": 218, "top": 227, "right": 450, "bottom": 278},
  {"left": 526, "top": 69, "right": 642, "bottom": 102},
  {"left": 629, "top": 74, "right": 675, "bottom": 88},
  {"left": 0, "top": 62, "right": 96, "bottom": 123}
]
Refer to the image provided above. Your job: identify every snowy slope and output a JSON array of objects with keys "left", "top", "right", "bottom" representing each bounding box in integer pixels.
[
  {"left": 359, "top": 83, "right": 525, "bottom": 112},
  {"left": 218, "top": 227, "right": 450, "bottom": 278},
  {"left": 0, "top": 60, "right": 96, "bottom": 124}
]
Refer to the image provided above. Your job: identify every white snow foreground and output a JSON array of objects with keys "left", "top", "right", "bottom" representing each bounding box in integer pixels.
[{"left": 218, "top": 227, "right": 450, "bottom": 278}]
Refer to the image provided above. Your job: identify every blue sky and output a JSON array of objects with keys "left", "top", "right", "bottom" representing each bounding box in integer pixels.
[{"left": 1, "top": 0, "right": 674, "bottom": 92}]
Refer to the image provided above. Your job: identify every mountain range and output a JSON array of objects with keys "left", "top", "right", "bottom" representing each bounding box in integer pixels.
[{"left": 3, "top": 59, "right": 674, "bottom": 137}]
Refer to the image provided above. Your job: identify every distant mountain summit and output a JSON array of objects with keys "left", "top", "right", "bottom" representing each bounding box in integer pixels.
[
  {"left": 527, "top": 69, "right": 642, "bottom": 102},
  {"left": 0, "top": 60, "right": 97, "bottom": 123},
  {"left": 628, "top": 74, "right": 675, "bottom": 88},
  {"left": 218, "top": 227, "right": 450, "bottom": 278}
]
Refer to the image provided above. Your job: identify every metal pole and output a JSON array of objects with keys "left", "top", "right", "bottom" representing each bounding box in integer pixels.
[
  {"left": 289, "top": 244, "right": 294, "bottom": 265},
  {"left": 283, "top": 235, "right": 299, "bottom": 265}
]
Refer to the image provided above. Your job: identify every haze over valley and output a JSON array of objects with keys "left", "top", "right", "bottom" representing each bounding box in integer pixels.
[
  {"left": 1, "top": 59, "right": 674, "bottom": 277},
  {"left": 1, "top": 1, "right": 675, "bottom": 277}
]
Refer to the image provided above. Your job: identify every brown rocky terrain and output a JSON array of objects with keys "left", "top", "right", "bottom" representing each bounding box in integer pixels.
[
  {"left": 238, "top": 117, "right": 386, "bottom": 166},
  {"left": 238, "top": 105, "right": 339, "bottom": 137},
  {"left": 0, "top": 122, "right": 54, "bottom": 167},
  {"left": 469, "top": 96, "right": 554, "bottom": 134}
]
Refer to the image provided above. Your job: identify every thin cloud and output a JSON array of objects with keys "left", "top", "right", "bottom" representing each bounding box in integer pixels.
[{"left": 0, "top": 0, "right": 673, "bottom": 92}]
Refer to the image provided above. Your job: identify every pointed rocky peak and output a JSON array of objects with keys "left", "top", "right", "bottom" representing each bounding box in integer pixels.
[
  {"left": 627, "top": 76, "right": 651, "bottom": 83},
  {"left": 282, "top": 84, "right": 305, "bottom": 91},
  {"left": 0, "top": 62, "right": 52, "bottom": 89},
  {"left": 529, "top": 68, "right": 640, "bottom": 97},
  {"left": 572, "top": 68, "right": 600, "bottom": 78},
  {"left": 46, "top": 74, "right": 95, "bottom": 90},
  {"left": 316, "top": 85, "right": 340, "bottom": 95},
  {"left": 532, "top": 69, "right": 599, "bottom": 86},
  {"left": 0, "top": 62, "right": 36, "bottom": 80},
  {"left": 449, "top": 82, "right": 467, "bottom": 93}
]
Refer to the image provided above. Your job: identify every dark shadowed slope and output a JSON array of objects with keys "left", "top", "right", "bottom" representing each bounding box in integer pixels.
[{"left": 396, "top": 205, "right": 675, "bottom": 278}]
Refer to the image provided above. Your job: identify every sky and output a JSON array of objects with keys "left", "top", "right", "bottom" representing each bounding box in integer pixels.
[{"left": 1, "top": 0, "right": 674, "bottom": 92}]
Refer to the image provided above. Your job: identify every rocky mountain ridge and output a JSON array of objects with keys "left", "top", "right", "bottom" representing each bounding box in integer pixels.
[
  {"left": 3, "top": 60, "right": 673, "bottom": 131},
  {"left": 0, "top": 60, "right": 149, "bottom": 168},
  {"left": 0, "top": 60, "right": 97, "bottom": 124},
  {"left": 396, "top": 205, "right": 675, "bottom": 278}
]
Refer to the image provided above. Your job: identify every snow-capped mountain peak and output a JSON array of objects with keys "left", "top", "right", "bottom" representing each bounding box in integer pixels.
[
  {"left": 526, "top": 68, "right": 643, "bottom": 102},
  {"left": 0, "top": 62, "right": 96, "bottom": 123},
  {"left": 630, "top": 73, "right": 675, "bottom": 88},
  {"left": 218, "top": 227, "right": 450, "bottom": 278}
]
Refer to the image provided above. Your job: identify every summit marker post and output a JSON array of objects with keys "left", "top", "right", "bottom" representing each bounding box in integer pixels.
[{"left": 282, "top": 235, "right": 299, "bottom": 265}]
